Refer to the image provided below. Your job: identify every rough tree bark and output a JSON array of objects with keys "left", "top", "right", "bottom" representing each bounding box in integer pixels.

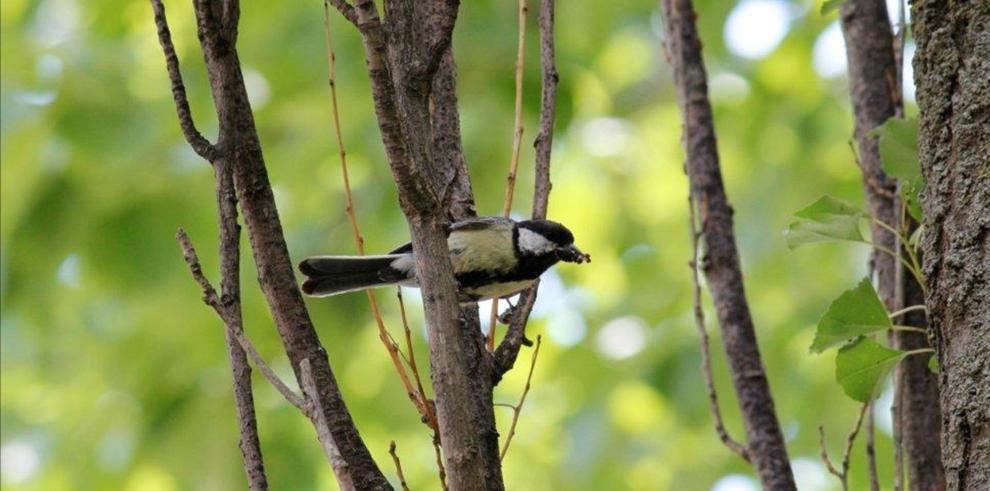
[
  {"left": 330, "top": 0, "right": 509, "bottom": 488},
  {"left": 911, "top": 1, "right": 990, "bottom": 490},
  {"left": 152, "top": 0, "right": 390, "bottom": 489},
  {"left": 660, "top": 0, "right": 796, "bottom": 489},
  {"left": 838, "top": 1, "right": 944, "bottom": 488}
]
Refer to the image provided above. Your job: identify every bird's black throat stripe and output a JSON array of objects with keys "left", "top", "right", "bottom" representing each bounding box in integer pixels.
[{"left": 455, "top": 252, "right": 560, "bottom": 301}]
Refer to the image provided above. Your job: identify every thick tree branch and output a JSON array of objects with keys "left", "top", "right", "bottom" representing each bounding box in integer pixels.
[
  {"left": 660, "top": 0, "right": 796, "bottom": 488},
  {"left": 494, "top": 0, "right": 558, "bottom": 379},
  {"left": 322, "top": 0, "right": 437, "bottom": 432},
  {"left": 153, "top": 0, "right": 389, "bottom": 488},
  {"left": 839, "top": 1, "right": 943, "bottom": 487},
  {"left": 338, "top": 1, "right": 505, "bottom": 488},
  {"left": 424, "top": 0, "right": 460, "bottom": 78}
]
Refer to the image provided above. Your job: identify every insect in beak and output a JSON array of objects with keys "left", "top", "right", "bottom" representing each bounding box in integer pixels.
[{"left": 557, "top": 244, "right": 591, "bottom": 263}]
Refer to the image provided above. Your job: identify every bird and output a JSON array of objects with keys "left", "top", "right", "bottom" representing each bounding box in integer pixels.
[{"left": 298, "top": 216, "right": 589, "bottom": 303}]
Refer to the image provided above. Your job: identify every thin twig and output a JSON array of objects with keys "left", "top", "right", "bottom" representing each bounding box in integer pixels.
[
  {"left": 493, "top": 0, "right": 558, "bottom": 379},
  {"left": 176, "top": 229, "right": 309, "bottom": 414},
  {"left": 150, "top": 0, "right": 217, "bottom": 161},
  {"left": 819, "top": 402, "right": 869, "bottom": 491},
  {"left": 397, "top": 289, "right": 437, "bottom": 430},
  {"left": 327, "top": 0, "right": 359, "bottom": 26},
  {"left": 432, "top": 432, "right": 448, "bottom": 491},
  {"left": 501, "top": 0, "right": 528, "bottom": 218},
  {"left": 499, "top": 335, "right": 542, "bottom": 460},
  {"left": 322, "top": 1, "right": 433, "bottom": 429},
  {"left": 230, "top": 327, "right": 310, "bottom": 414},
  {"left": 687, "top": 197, "right": 750, "bottom": 463},
  {"left": 487, "top": 0, "right": 529, "bottom": 352},
  {"left": 388, "top": 441, "right": 411, "bottom": 491}
]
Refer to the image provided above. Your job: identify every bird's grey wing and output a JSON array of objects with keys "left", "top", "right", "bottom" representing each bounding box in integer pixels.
[
  {"left": 449, "top": 216, "right": 515, "bottom": 232},
  {"left": 387, "top": 217, "right": 510, "bottom": 254},
  {"left": 447, "top": 216, "right": 516, "bottom": 275}
]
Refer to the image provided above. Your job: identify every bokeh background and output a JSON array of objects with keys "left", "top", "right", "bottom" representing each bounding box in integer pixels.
[{"left": 1, "top": 0, "right": 918, "bottom": 489}]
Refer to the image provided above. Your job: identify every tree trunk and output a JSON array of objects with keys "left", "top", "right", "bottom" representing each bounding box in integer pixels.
[
  {"left": 911, "top": 1, "right": 990, "bottom": 490},
  {"left": 838, "top": 1, "right": 944, "bottom": 488}
]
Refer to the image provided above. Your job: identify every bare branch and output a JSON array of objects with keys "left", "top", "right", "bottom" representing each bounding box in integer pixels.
[
  {"left": 819, "top": 402, "right": 869, "bottom": 491},
  {"left": 388, "top": 442, "right": 411, "bottom": 491},
  {"left": 176, "top": 228, "right": 308, "bottom": 416},
  {"left": 150, "top": 0, "right": 218, "bottom": 161},
  {"left": 231, "top": 328, "right": 309, "bottom": 414},
  {"left": 176, "top": 229, "right": 221, "bottom": 307},
  {"left": 177, "top": 219, "right": 269, "bottom": 490},
  {"left": 688, "top": 201, "right": 749, "bottom": 463},
  {"left": 327, "top": 0, "right": 359, "bottom": 27},
  {"left": 531, "top": 0, "right": 557, "bottom": 221},
  {"left": 499, "top": 0, "right": 529, "bottom": 219},
  {"left": 493, "top": 0, "right": 558, "bottom": 378},
  {"left": 156, "top": 0, "right": 391, "bottom": 486},
  {"left": 660, "top": 0, "right": 795, "bottom": 487},
  {"left": 486, "top": 0, "right": 530, "bottom": 353},
  {"left": 499, "top": 336, "right": 542, "bottom": 461},
  {"left": 213, "top": 158, "right": 267, "bottom": 491},
  {"left": 300, "top": 359, "right": 356, "bottom": 491}
]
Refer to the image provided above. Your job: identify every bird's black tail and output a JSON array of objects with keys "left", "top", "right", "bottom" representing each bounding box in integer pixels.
[{"left": 298, "top": 255, "right": 411, "bottom": 297}]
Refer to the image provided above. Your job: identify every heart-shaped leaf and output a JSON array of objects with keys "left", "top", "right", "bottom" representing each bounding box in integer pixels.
[
  {"left": 784, "top": 195, "right": 868, "bottom": 249},
  {"left": 811, "top": 278, "right": 891, "bottom": 353},
  {"left": 836, "top": 337, "right": 906, "bottom": 402},
  {"left": 872, "top": 118, "right": 923, "bottom": 221}
]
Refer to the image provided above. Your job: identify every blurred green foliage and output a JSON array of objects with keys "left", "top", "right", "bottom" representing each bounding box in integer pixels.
[{"left": 2, "top": 0, "right": 915, "bottom": 489}]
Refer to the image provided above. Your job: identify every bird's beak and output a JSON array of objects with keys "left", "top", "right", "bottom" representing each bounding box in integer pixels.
[{"left": 557, "top": 244, "right": 591, "bottom": 264}]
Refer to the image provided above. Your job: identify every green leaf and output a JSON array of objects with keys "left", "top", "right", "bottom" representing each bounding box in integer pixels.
[
  {"left": 820, "top": 0, "right": 847, "bottom": 14},
  {"left": 785, "top": 195, "right": 868, "bottom": 249},
  {"left": 872, "top": 118, "right": 924, "bottom": 221},
  {"left": 872, "top": 118, "right": 920, "bottom": 183},
  {"left": 836, "top": 337, "right": 906, "bottom": 402},
  {"left": 900, "top": 182, "right": 924, "bottom": 222},
  {"left": 811, "top": 278, "right": 891, "bottom": 353},
  {"left": 928, "top": 354, "right": 939, "bottom": 374}
]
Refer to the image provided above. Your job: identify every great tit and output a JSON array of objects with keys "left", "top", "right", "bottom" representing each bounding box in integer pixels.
[{"left": 299, "top": 216, "right": 589, "bottom": 303}]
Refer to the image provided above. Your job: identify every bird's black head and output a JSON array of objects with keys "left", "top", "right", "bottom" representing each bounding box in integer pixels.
[{"left": 516, "top": 219, "right": 590, "bottom": 263}]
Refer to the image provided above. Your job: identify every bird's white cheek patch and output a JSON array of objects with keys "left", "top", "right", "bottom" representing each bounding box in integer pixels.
[{"left": 518, "top": 228, "right": 556, "bottom": 255}]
